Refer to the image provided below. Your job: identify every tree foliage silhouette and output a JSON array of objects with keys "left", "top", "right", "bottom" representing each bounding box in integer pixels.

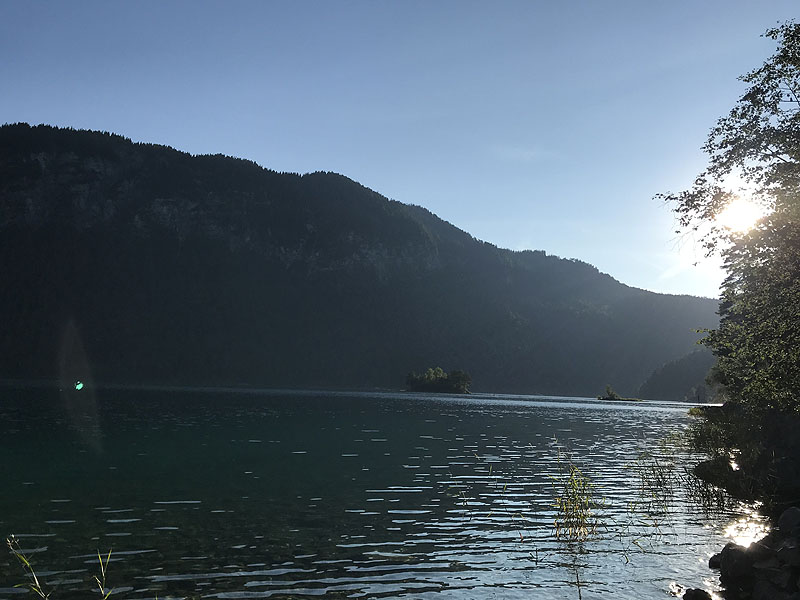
[{"left": 662, "top": 22, "right": 800, "bottom": 412}]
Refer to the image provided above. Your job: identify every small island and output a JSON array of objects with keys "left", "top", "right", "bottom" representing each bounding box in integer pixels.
[
  {"left": 406, "top": 367, "right": 472, "bottom": 394},
  {"left": 597, "top": 384, "right": 641, "bottom": 402}
]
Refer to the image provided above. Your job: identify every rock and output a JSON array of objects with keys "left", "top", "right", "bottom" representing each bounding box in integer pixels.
[
  {"left": 683, "top": 589, "right": 712, "bottom": 600},
  {"left": 753, "top": 556, "right": 781, "bottom": 571},
  {"left": 778, "top": 539, "right": 800, "bottom": 567},
  {"left": 754, "top": 564, "right": 794, "bottom": 590},
  {"left": 709, "top": 552, "right": 722, "bottom": 569},
  {"left": 719, "top": 541, "right": 756, "bottom": 582},
  {"left": 750, "top": 538, "right": 778, "bottom": 563},
  {"left": 694, "top": 456, "right": 737, "bottom": 489},
  {"left": 757, "top": 530, "right": 783, "bottom": 551},
  {"left": 779, "top": 508, "right": 800, "bottom": 535},
  {"left": 752, "top": 579, "right": 798, "bottom": 600}
]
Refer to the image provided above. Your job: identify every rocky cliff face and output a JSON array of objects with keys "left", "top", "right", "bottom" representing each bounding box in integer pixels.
[{"left": 0, "top": 124, "right": 719, "bottom": 393}]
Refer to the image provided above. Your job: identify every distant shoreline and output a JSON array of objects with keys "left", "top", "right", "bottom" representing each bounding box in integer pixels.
[{"left": 0, "top": 379, "right": 709, "bottom": 407}]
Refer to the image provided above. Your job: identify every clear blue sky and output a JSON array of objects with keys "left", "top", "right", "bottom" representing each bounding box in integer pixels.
[{"left": 2, "top": 1, "right": 797, "bottom": 297}]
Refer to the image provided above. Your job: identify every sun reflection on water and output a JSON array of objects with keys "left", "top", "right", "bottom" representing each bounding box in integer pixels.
[{"left": 724, "top": 505, "right": 769, "bottom": 547}]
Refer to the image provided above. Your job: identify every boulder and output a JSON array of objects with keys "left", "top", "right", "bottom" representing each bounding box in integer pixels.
[
  {"left": 719, "top": 541, "right": 756, "bottom": 581},
  {"left": 694, "top": 457, "right": 737, "bottom": 488},
  {"left": 749, "top": 537, "right": 777, "bottom": 563},
  {"left": 683, "top": 589, "right": 712, "bottom": 600},
  {"left": 779, "top": 508, "right": 800, "bottom": 536}
]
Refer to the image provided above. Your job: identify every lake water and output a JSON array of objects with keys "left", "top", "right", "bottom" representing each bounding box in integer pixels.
[{"left": 0, "top": 387, "right": 762, "bottom": 599}]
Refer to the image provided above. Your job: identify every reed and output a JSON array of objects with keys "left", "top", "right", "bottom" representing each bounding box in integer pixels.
[
  {"left": 550, "top": 449, "right": 602, "bottom": 540},
  {"left": 6, "top": 535, "right": 113, "bottom": 599},
  {"left": 94, "top": 549, "right": 113, "bottom": 600},
  {"left": 6, "top": 536, "right": 49, "bottom": 599},
  {"left": 629, "top": 448, "right": 679, "bottom": 516}
]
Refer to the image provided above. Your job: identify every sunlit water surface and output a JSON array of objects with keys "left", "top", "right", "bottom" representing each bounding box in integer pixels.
[{"left": 0, "top": 388, "right": 760, "bottom": 599}]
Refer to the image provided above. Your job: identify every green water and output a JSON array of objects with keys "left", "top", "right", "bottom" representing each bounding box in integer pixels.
[{"left": 0, "top": 387, "right": 753, "bottom": 599}]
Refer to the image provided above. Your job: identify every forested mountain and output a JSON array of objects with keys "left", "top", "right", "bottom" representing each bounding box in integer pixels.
[
  {"left": 0, "top": 124, "right": 718, "bottom": 395},
  {"left": 637, "top": 348, "right": 717, "bottom": 402}
]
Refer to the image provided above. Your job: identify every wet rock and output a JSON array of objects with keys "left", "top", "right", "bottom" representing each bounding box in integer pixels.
[
  {"left": 749, "top": 538, "right": 777, "bottom": 563},
  {"left": 683, "top": 588, "right": 712, "bottom": 600},
  {"left": 779, "top": 508, "right": 800, "bottom": 536},
  {"left": 709, "top": 552, "right": 722, "bottom": 569},
  {"left": 757, "top": 529, "right": 782, "bottom": 551},
  {"left": 718, "top": 541, "right": 758, "bottom": 598},
  {"left": 719, "top": 542, "right": 755, "bottom": 581},
  {"left": 711, "top": 515, "right": 800, "bottom": 600}
]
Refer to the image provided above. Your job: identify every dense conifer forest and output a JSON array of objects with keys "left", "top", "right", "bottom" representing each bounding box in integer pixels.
[{"left": 0, "top": 123, "right": 717, "bottom": 395}]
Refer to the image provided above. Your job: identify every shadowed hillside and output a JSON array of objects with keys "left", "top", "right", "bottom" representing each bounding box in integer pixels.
[
  {"left": 0, "top": 124, "right": 718, "bottom": 394},
  {"left": 638, "top": 348, "right": 717, "bottom": 402}
]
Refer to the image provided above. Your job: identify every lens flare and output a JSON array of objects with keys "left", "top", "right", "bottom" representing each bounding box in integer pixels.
[{"left": 717, "top": 198, "right": 766, "bottom": 233}]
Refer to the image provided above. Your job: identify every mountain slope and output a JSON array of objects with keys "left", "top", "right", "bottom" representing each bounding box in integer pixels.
[
  {"left": 638, "top": 348, "right": 717, "bottom": 402},
  {"left": 0, "top": 123, "right": 718, "bottom": 394}
]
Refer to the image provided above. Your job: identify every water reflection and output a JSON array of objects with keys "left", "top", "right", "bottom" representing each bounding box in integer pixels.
[
  {"left": 0, "top": 390, "right": 755, "bottom": 599},
  {"left": 723, "top": 503, "right": 768, "bottom": 547}
]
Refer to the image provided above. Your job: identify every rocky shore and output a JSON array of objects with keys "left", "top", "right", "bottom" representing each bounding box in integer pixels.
[
  {"left": 710, "top": 507, "right": 800, "bottom": 600},
  {"left": 681, "top": 403, "right": 800, "bottom": 599},
  {"left": 679, "top": 507, "right": 800, "bottom": 600}
]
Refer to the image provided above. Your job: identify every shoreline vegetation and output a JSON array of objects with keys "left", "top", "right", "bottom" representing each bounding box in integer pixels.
[{"left": 661, "top": 22, "right": 800, "bottom": 600}]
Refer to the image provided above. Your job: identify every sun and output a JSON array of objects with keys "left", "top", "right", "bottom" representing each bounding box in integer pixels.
[{"left": 716, "top": 197, "right": 766, "bottom": 233}]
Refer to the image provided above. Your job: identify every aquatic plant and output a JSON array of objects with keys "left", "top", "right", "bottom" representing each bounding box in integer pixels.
[
  {"left": 441, "top": 431, "right": 734, "bottom": 600},
  {"left": 629, "top": 448, "right": 679, "bottom": 516},
  {"left": 683, "top": 465, "right": 731, "bottom": 514},
  {"left": 7, "top": 536, "right": 49, "bottom": 599},
  {"left": 94, "top": 549, "right": 113, "bottom": 600},
  {"left": 6, "top": 535, "right": 113, "bottom": 599},
  {"left": 550, "top": 449, "right": 601, "bottom": 540}
]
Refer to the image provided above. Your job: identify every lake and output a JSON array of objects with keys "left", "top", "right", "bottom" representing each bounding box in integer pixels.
[{"left": 0, "top": 387, "right": 762, "bottom": 599}]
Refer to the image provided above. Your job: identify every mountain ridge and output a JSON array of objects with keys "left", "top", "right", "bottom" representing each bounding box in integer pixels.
[{"left": 0, "top": 123, "right": 718, "bottom": 395}]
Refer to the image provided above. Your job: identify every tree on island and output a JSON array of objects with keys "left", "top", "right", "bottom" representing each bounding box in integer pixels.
[
  {"left": 660, "top": 22, "right": 800, "bottom": 500},
  {"left": 598, "top": 384, "right": 621, "bottom": 401},
  {"left": 597, "top": 384, "right": 640, "bottom": 401},
  {"left": 406, "top": 367, "right": 472, "bottom": 393}
]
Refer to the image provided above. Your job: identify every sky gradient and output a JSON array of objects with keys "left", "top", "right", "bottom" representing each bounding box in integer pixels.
[{"left": 3, "top": 1, "right": 798, "bottom": 297}]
